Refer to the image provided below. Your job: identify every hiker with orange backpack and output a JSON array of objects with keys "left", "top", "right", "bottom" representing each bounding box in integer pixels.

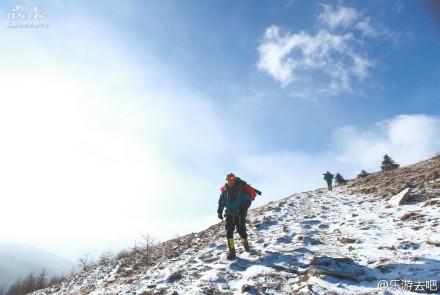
[
  {"left": 222, "top": 175, "right": 261, "bottom": 216},
  {"left": 217, "top": 173, "right": 261, "bottom": 260}
]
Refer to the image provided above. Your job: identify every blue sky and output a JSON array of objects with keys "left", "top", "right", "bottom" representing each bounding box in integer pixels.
[{"left": 0, "top": 0, "right": 439, "bottom": 260}]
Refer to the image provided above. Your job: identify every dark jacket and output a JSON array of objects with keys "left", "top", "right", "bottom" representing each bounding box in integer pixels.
[
  {"left": 217, "top": 181, "right": 250, "bottom": 216},
  {"left": 323, "top": 172, "right": 334, "bottom": 182}
]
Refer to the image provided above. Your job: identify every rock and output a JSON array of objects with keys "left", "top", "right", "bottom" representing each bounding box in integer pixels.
[
  {"left": 423, "top": 198, "right": 440, "bottom": 207},
  {"left": 400, "top": 212, "right": 425, "bottom": 222},
  {"left": 427, "top": 233, "right": 440, "bottom": 246},
  {"left": 338, "top": 237, "right": 356, "bottom": 244},
  {"left": 377, "top": 265, "right": 392, "bottom": 273},
  {"left": 241, "top": 284, "right": 252, "bottom": 293},
  {"left": 388, "top": 187, "right": 411, "bottom": 206},
  {"left": 262, "top": 282, "right": 280, "bottom": 289},
  {"left": 311, "top": 267, "right": 358, "bottom": 281},
  {"left": 310, "top": 256, "right": 364, "bottom": 281},
  {"left": 168, "top": 270, "right": 183, "bottom": 282},
  {"left": 302, "top": 236, "right": 323, "bottom": 245}
]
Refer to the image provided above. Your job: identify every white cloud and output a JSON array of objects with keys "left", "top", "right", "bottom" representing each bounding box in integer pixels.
[
  {"left": 257, "top": 26, "right": 372, "bottom": 94},
  {"left": 239, "top": 114, "right": 440, "bottom": 202},
  {"left": 355, "top": 17, "right": 397, "bottom": 40},
  {"left": 319, "top": 4, "right": 359, "bottom": 29},
  {"left": 319, "top": 4, "right": 393, "bottom": 39},
  {"left": 257, "top": 3, "right": 395, "bottom": 95},
  {"left": 285, "top": 0, "right": 296, "bottom": 9},
  {"left": 334, "top": 114, "right": 440, "bottom": 171},
  {"left": 355, "top": 18, "right": 379, "bottom": 38},
  {"left": 256, "top": 26, "right": 297, "bottom": 86}
]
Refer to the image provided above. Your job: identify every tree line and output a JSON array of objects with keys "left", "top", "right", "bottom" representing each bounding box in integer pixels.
[
  {"left": 0, "top": 233, "right": 161, "bottom": 295},
  {"left": 0, "top": 270, "right": 65, "bottom": 295},
  {"left": 334, "top": 154, "right": 400, "bottom": 186}
]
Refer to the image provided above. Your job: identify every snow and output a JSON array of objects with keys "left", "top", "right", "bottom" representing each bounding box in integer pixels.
[{"left": 32, "top": 186, "right": 440, "bottom": 295}]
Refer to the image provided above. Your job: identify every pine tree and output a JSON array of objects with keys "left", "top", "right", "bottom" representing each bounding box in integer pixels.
[
  {"left": 37, "top": 269, "right": 47, "bottom": 289},
  {"left": 335, "top": 173, "right": 348, "bottom": 185},
  {"left": 381, "top": 154, "right": 399, "bottom": 171},
  {"left": 357, "top": 170, "right": 369, "bottom": 178}
]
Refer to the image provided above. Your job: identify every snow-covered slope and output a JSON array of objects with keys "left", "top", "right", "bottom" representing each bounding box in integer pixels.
[{"left": 32, "top": 159, "right": 440, "bottom": 295}]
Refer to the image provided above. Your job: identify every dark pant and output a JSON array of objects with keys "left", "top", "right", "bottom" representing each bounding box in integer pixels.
[
  {"left": 225, "top": 213, "right": 247, "bottom": 239},
  {"left": 326, "top": 181, "right": 332, "bottom": 190}
]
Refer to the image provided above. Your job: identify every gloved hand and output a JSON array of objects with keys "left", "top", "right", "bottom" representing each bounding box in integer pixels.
[{"left": 218, "top": 212, "right": 223, "bottom": 220}]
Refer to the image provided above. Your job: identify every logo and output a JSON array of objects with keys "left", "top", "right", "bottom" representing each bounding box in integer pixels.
[{"left": 6, "top": 2, "right": 50, "bottom": 29}]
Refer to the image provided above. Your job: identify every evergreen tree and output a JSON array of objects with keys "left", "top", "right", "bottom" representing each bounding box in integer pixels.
[
  {"left": 36, "top": 269, "right": 47, "bottom": 289},
  {"left": 335, "top": 173, "right": 348, "bottom": 185},
  {"left": 357, "top": 170, "right": 369, "bottom": 178},
  {"left": 381, "top": 154, "right": 399, "bottom": 171}
]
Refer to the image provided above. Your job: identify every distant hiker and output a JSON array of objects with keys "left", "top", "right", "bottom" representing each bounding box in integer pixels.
[
  {"left": 323, "top": 171, "right": 334, "bottom": 191},
  {"left": 218, "top": 173, "right": 257, "bottom": 260}
]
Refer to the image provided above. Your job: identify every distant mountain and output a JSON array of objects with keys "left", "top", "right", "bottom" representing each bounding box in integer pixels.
[{"left": 0, "top": 243, "right": 73, "bottom": 290}]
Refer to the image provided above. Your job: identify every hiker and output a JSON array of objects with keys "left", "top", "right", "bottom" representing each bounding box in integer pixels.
[
  {"left": 217, "top": 173, "right": 252, "bottom": 260},
  {"left": 220, "top": 175, "right": 261, "bottom": 219},
  {"left": 323, "top": 171, "right": 334, "bottom": 191}
]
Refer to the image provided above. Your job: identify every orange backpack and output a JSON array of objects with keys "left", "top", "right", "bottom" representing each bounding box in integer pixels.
[{"left": 220, "top": 179, "right": 261, "bottom": 201}]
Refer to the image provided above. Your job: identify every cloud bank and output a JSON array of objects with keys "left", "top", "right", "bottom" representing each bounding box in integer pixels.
[
  {"left": 240, "top": 114, "right": 440, "bottom": 204},
  {"left": 334, "top": 114, "right": 440, "bottom": 171}
]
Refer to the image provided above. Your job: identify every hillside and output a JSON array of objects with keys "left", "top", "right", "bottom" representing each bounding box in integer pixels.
[
  {"left": 347, "top": 154, "right": 440, "bottom": 199},
  {"left": 0, "top": 244, "right": 73, "bottom": 290},
  {"left": 31, "top": 155, "right": 440, "bottom": 294}
]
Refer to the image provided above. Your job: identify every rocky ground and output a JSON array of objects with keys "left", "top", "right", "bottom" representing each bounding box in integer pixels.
[
  {"left": 347, "top": 154, "right": 440, "bottom": 199},
  {"left": 31, "top": 156, "right": 440, "bottom": 295}
]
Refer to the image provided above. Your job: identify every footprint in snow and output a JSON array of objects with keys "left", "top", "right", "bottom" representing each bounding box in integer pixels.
[
  {"left": 398, "top": 241, "right": 420, "bottom": 250},
  {"left": 228, "top": 257, "right": 254, "bottom": 271},
  {"left": 276, "top": 233, "right": 295, "bottom": 244},
  {"left": 299, "top": 219, "right": 321, "bottom": 230},
  {"left": 215, "top": 244, "right": 227, "bottom": 250},
  {"left": 199, "top": 253, "right": 220, "bottom": 263}
]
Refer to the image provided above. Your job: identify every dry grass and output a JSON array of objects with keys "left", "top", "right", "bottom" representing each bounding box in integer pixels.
[{"left": 346, "top": 154, "right": 440, "bottom": 199}]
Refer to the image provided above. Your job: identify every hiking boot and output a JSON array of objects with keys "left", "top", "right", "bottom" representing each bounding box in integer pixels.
[
  {"left": 241, "top": 238, "right": 250, "bottom": 252},
  {"left": 226, "top": 238, "right": 236, "bottom": 260},
  {"left": 227, "top": 248, "right": 236, "bottom": 260}
]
